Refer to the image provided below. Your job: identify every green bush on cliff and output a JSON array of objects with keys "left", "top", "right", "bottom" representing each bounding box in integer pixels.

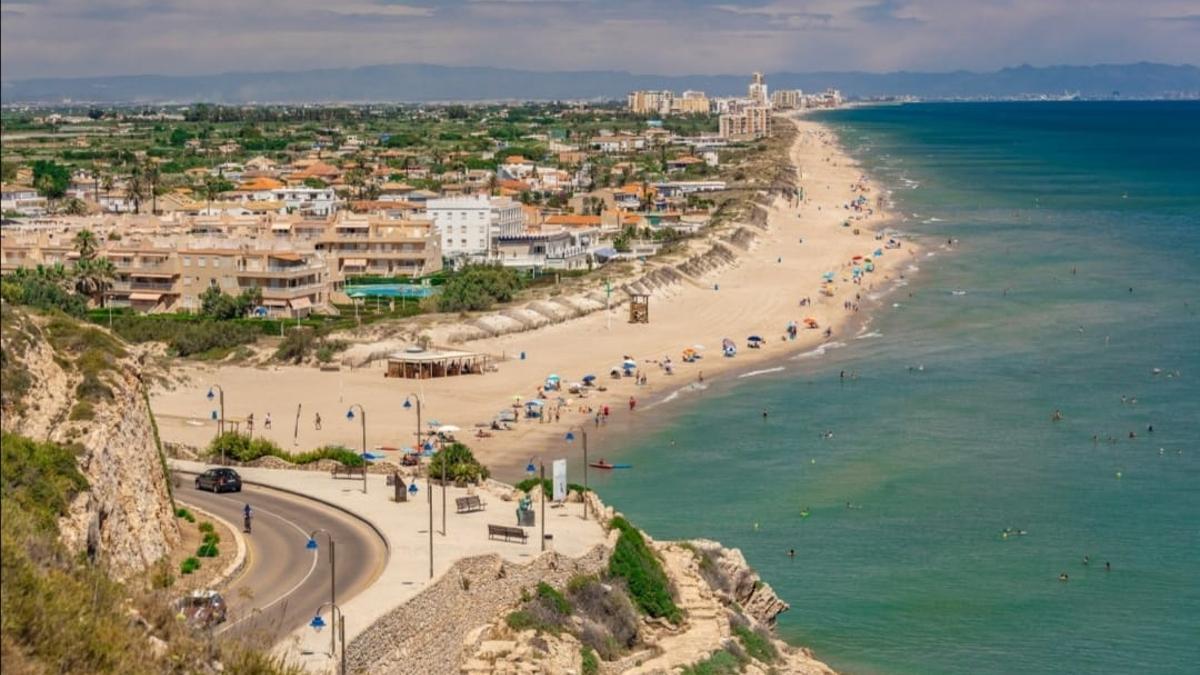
[{"left": 607, "top": 516, "right": 682, "bottom": 624}]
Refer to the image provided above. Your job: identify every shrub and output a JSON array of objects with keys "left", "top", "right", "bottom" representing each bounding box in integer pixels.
[
  {"left": 198, "top": 521, "right": 215, "bottom": 534},
  {"left": 607, "top": 517, "right": 681, "bottom": 623},
  {"left": 174, "top": 507, "right": 195, "bottom": 523},
  {"left": 106, "top": 315, "right": 262, "bottom": 357},
  {"left": 681, "top": 649, "right": 742, "bottom": 675},
  {"left": 196, "top": 542, "right": 219, "bottom": 558},
  {"left": 438, "top": 264, "right": 524, "bottom": 312},
  {"left": 581, "top": 646, "right": 600, "bottom": 675},
  {"left": 275, "top": 327, "right": 315, "bottom": 362},
  {"left": 568, "top": 575, "right": 639, "bottom": 659},
  {"left": 734, "top": 624, "right": 778, "bottom": 664},
  {"left": 537, "top": 582, "right": 572, "bottom": 615},
  {"left": 427, "top": 442, "right": 490, "bottom": 484},
  {"left": 206, "top": 433, "right": 364, "bottom": 467},
  {"left": 180, "top": 557, "right": 201, "bottom": 574},
  {"left": 515, "top": 477, "right": 589, "bottom": 496}
]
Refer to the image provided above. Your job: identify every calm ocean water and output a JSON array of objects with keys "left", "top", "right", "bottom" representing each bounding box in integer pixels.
[{"left": 590, "top": 102, "right": 1200, "bottom": 674}]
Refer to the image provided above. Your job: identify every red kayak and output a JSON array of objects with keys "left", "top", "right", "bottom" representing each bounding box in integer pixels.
[{"left": 589, "top": 460, "right": 631, "bottom": 470}]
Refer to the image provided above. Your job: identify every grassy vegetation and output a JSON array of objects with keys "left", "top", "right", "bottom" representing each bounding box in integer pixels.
[
  {"left": 0, "top": 431, "right": 299, "bottom": 673},
  {"left": 680, "top": 649, "right": 745, "bottom": 675},
  {"left": 580, "top": 646, "right": 600, "bottom": 675},
  {"left": 207, "top": 432, "right": 365, "bottom": 467},
  {"left": 607, "top": 516, "right": 682, "bottom": 624},
  {"left": 42, "top": 313, "right": 128, "bottom": 420},
  {"left": 734, "top": 624, "right": 778, "bottom": 664}
]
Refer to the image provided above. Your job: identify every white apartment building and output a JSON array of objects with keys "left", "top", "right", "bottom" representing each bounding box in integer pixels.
[
  {"left": 1, "top": 185, "right": 48, "bottom": 216},
  {"left": 426, "top": 194, "right": 522, "bottom": 259}
]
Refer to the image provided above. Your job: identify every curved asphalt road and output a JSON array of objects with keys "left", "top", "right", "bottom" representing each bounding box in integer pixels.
[{"left": 177, "top": 477, "right": 387, "bottom": 646}]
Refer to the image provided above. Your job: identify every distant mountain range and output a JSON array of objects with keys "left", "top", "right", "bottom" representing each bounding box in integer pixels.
[{"left": 2, "top": 62, "right": 1197, "bottom": 104}]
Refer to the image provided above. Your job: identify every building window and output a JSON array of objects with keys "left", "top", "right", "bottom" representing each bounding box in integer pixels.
[{"left": 182, "top": 256, "right": 191, "bottom": 266}]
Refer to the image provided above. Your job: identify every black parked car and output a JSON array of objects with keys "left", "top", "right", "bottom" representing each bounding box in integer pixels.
[{"left": 194, "top": 468, "right": 242, "bottom": 493}]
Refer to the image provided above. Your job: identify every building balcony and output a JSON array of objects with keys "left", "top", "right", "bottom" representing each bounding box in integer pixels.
[{"left": 252, "top": 283, "right": 326, "bottom": 300}]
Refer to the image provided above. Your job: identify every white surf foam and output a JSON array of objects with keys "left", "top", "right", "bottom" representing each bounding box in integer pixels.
[{"left": 738, "top": 366, "right": 786, "bottom": 379}]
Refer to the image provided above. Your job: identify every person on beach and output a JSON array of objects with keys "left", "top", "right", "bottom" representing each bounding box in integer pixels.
[
  {"left": 264, "top": 412, "right": 272, "bottom": 430},
  {"left": 629, "top": 397, "right": 637, "bottom": 411},
  {"left": 314, "top": 412, "right": 322, "bottom": 430},
  {"left": 698, "top": 371, "right": 704, "bottom": 383}
]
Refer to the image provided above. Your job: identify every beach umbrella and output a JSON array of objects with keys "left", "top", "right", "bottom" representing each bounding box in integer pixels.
[
  {"left": 435, "top": 424, "right": 460, "bottom": 433},
  {"left": 426, "top": 419, "right": 441, "bottom": 427},
  {"left": 526, "top": 400, "right": 544, "bottom": 407},
  {"left": 852, "top": 255, "right": 864, "bottom": 261},
  {"left": 748, "top": 335, "right": 763, "bottom": 342},
  {"left": 546, "top": 374, "right": 561, "bottom": 382},
  {"left": 582, "top": 374, "right": 596, "bottom": 382},
  {"left": 822, "top": 272, "right": 835, "bottom": 280},
  {"left": 623, "top": 359, "right": 637, "bottom": 368},
  {"left": 692, "top": 344, "right": 706, "bottom": 351},
  {"left": 874, "top": 248, "right": 883, "bottom": 256}
]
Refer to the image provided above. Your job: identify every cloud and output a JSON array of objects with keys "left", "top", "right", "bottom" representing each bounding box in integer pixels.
[{"left": 1, "top": 0, "right": 1197, "bottom": 80}]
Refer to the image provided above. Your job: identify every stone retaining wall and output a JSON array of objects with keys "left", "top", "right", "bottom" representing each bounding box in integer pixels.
[{"left": 346, "top": 546, "right": 610, "bottom": 675}]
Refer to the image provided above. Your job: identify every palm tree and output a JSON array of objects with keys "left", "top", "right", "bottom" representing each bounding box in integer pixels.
[
  {"left": 73, "top": 229, "right": 99, "bottom": 261},
  {"left": 73, "top": 257, "right": 116, "bottom": 308},
  {"left": 128, "top": 165, "right": 147, "bottom": 214},
  {"left": 145, "top": 161, "right": 161, "bottom": 215}
]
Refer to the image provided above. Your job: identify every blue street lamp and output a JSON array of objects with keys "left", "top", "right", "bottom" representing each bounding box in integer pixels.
[
  {"left": 206, "top": 384, "right": 225, "bottom": 461},
  {"left": 345, "top": 404, "right": 367, "bottom": 494},
  {"left": 305, "top": 529, "right": 337, "bottom": 654},
  {"left": 565, "top": 426, "right": 590, "bottom": 519},
  {"left": 309, "top": 602, "right": 346, "bottom": 675}
]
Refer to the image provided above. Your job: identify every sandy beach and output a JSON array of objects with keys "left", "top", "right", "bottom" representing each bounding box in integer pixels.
[{"left": 151, "top": 116, "right": 918, "bottom": 477}]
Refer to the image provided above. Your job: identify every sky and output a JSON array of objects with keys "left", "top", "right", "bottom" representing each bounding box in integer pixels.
[{"left": 1, "top": 0, "right": 1198, "bottom": 80}]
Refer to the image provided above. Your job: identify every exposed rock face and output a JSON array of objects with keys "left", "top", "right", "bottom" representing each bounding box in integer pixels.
[
  {"left": 0, "top": 309, "right": 179, "bottom": 580},
  {"left": 687, "top": 539, "right": 791, "bottom": 627}
]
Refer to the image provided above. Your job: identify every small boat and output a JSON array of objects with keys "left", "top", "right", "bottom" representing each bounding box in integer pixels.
[{"left": 589, "top": 460, "right": 632, "bottom": 470}]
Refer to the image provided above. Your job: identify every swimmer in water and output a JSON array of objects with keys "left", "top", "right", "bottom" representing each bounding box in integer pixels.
[
  {"left": 788, "top": 549, "right": 796, "bottom": 558},
  {"left": 1059, "top": 573, "right": 1069, "bottom": 582},
  {"left": 1083, "top": 555, "right": 1089, "bottom": 566},
  {"left": 1052, "top": 409, "right": 1064, "bottom": 422}
]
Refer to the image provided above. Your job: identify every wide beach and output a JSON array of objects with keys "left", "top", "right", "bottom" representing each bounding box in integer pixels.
[{"left": 151, "top": 116, "right": 918, "bottom": 477}]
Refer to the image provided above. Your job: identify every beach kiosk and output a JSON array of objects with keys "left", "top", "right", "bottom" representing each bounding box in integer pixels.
[
  {"left": 385, "top": 347, "right": 490, "bottom": 379},
  {"left": 629, "top": 293, "right": 649, "bottom": 324}
]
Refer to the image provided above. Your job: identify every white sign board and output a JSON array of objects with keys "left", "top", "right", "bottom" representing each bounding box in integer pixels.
[{"left": 552, "top": 459, "right": 567, "bottom": 502}]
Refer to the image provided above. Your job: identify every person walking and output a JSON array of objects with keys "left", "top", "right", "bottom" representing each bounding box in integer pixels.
[
  {"left": 264, "top": 412, "right": 272, "bottom": 430},
  {"left": 314, "top": 412, "right": 322, "bottom": 430}
]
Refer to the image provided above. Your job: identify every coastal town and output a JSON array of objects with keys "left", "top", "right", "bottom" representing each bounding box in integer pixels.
[
  {"left": 5, "top": 1, "right": 1197, "bottom": 672},
  {"left": 3, "top": 71, "right": 891, "bottom": 675}
]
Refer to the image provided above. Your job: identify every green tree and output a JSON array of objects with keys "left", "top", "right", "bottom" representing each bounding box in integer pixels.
[
  {"left": 199, "top": 285, "right": 261, "bottom": 320},
  {"left": 72, "top": 258, "right": 116, "bottom": 308},
  {"left": 168, "top": 127, "right": 191, "bottom": 147},
  {"left": 31, "top": 160, "right": 70, "bottom": 200},
  {"left": 72, "top": 229, "right": 99, "bottom": 261}
]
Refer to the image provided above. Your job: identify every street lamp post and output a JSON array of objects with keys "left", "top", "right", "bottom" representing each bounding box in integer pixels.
[
  {"left": 345, "top": 404, "right": 368, "bottom": 494},
  {"left": 565, "top": 427, "right": 589, "bottom": 520},
  {"left": 305, "top": 530, "right": 336, "bottom": 655},
  {"left": 404, "top": 395, "right": 433, "bottom": 580},
  {"left": 540, "top": 462, "right": 547, "bottom": 552},
  {"left": 309, "top": 603, "right": 346, "bottom": 675},
  {"left": 207, "top": 385, "right": 225, "bottom": 463}
]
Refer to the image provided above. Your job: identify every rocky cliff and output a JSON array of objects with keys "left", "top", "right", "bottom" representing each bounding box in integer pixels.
[{"left": 0, "top": 306, "right": 179, "bottom": 580}]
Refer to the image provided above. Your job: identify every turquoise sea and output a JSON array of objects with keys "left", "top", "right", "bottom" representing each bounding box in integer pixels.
[{"left": 590, "top": 102, "right": 1200, "bottom": 674}]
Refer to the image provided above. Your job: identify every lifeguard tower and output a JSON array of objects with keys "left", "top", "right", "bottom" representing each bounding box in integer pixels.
[{"left": 629, "top": 293, "right": 649, "bottom": 323}]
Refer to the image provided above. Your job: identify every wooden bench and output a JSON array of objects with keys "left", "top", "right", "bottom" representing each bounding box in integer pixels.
[
  {"left": 456, "top": 496, "right": 486, "bottom": 513},
  {"left": 331, "top": 465, "right": 366, "bottom": 479},
  {"left": 487, "top": 524, "right": 527, "bottom": 544}
]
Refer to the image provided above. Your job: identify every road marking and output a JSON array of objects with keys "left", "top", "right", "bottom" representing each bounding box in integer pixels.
[{"left": 203, "top": 490, "right": 319, "bottom": 635}]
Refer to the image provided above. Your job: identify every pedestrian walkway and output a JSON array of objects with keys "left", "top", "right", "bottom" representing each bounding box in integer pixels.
[{"left": 170, "top": 460, "right": 605, "bottom": 673}]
